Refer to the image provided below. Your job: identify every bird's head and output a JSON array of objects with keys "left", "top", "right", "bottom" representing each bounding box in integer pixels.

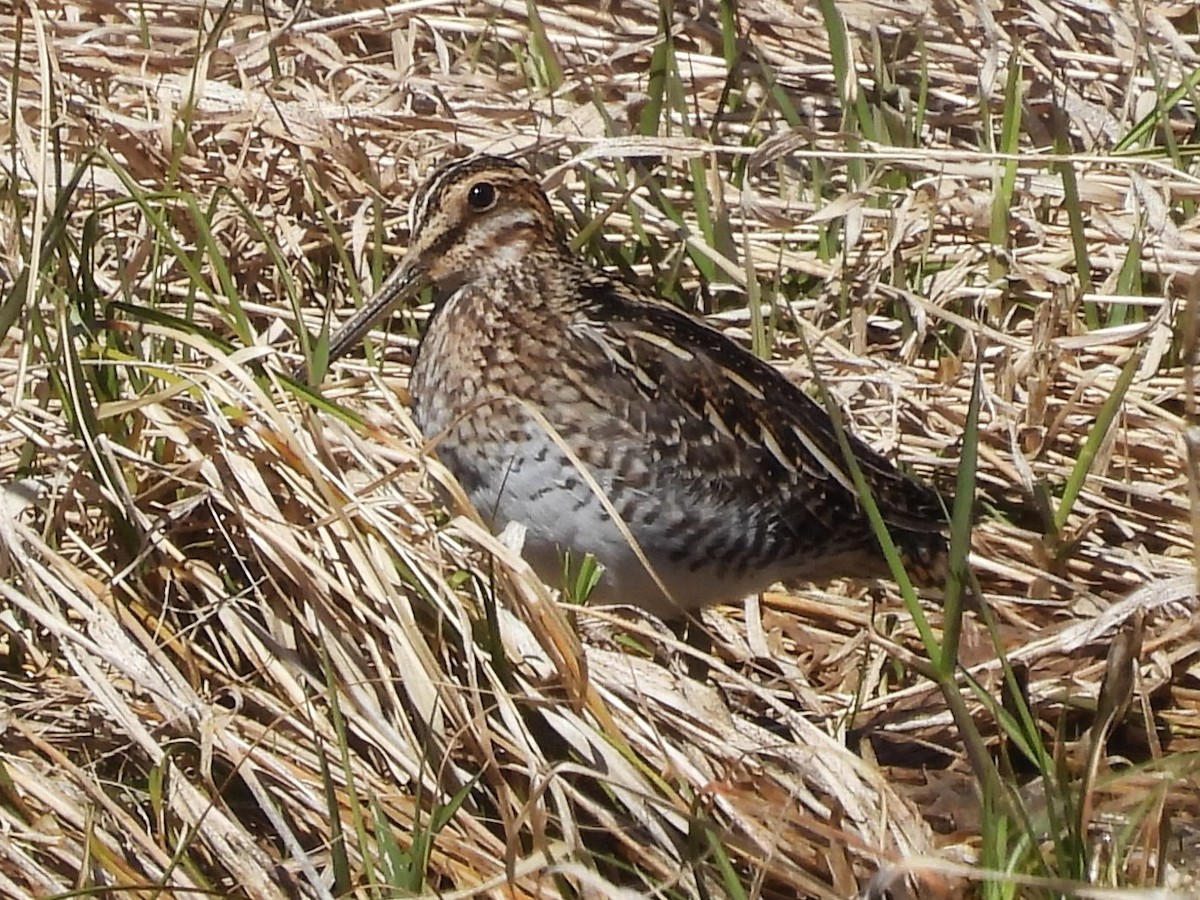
[{"left": 307, "top": 155, "right": 562, "bottom": 380}]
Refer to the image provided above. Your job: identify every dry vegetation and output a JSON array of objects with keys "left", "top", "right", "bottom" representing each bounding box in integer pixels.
[{"left": 1, "top": 0, "right": 1198, "bottom": 897}]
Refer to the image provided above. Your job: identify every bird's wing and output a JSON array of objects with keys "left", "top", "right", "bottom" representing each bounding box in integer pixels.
[{"left": 567, "top": 274, "right": 947, "bottom": 536}]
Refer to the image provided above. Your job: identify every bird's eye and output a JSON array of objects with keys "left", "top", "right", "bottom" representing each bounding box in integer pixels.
[{"left": 467, "top": 181, "right": 497, "bottom": 211}]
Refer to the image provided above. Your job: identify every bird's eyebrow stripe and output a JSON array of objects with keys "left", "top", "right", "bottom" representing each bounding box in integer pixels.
[{"left": 410, "top": 157, "right": 531, "bottom": 229}]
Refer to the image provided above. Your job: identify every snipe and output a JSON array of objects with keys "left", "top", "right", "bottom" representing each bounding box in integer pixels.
[{"left": 301, "top": 155, "right": 947, "bottom": 618}]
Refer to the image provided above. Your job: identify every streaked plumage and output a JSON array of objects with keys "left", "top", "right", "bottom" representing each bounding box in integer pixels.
[{"left": 305, "top": 155, "right": 946, "bottom": 617}]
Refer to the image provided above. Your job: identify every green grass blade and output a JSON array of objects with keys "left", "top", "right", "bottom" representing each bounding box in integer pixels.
[
  {"left": 817, "top": 0, "right": 876, "bottom": 146},
  {"left": 524, "top": 0, "right": 564, "bottom": 90},
  {"left": 638, "top": 1, "right": 673, "bottom": 136},
  {"left": 989, "top": 52, "right": 1024, "bottom": 288},
  {"left": 1049, "top": 98, "right": 1094, "bottom": 324},
  {"left": 1114, "top": 65, "right": 1200, "bottom": 152},
  {"left": 1053, "top": 352, "right": 1141, "bottom": 534},
  {"left": 938, "top": 359, "right": 981, "bottom": 675}
]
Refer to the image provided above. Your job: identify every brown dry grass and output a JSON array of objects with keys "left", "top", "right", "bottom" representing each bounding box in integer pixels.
[{"left": 0, "top": 1, "right": 1198, "bottom": 898}]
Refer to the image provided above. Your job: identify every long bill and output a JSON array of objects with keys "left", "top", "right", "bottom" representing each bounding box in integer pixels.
[{"left": 297, "top": 262, "right": 425, "bottom": 382}]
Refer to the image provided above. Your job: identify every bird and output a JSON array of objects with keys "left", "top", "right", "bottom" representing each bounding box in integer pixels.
[{"left": 300, "top": 154, "right": 947, "bottom": 619}]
